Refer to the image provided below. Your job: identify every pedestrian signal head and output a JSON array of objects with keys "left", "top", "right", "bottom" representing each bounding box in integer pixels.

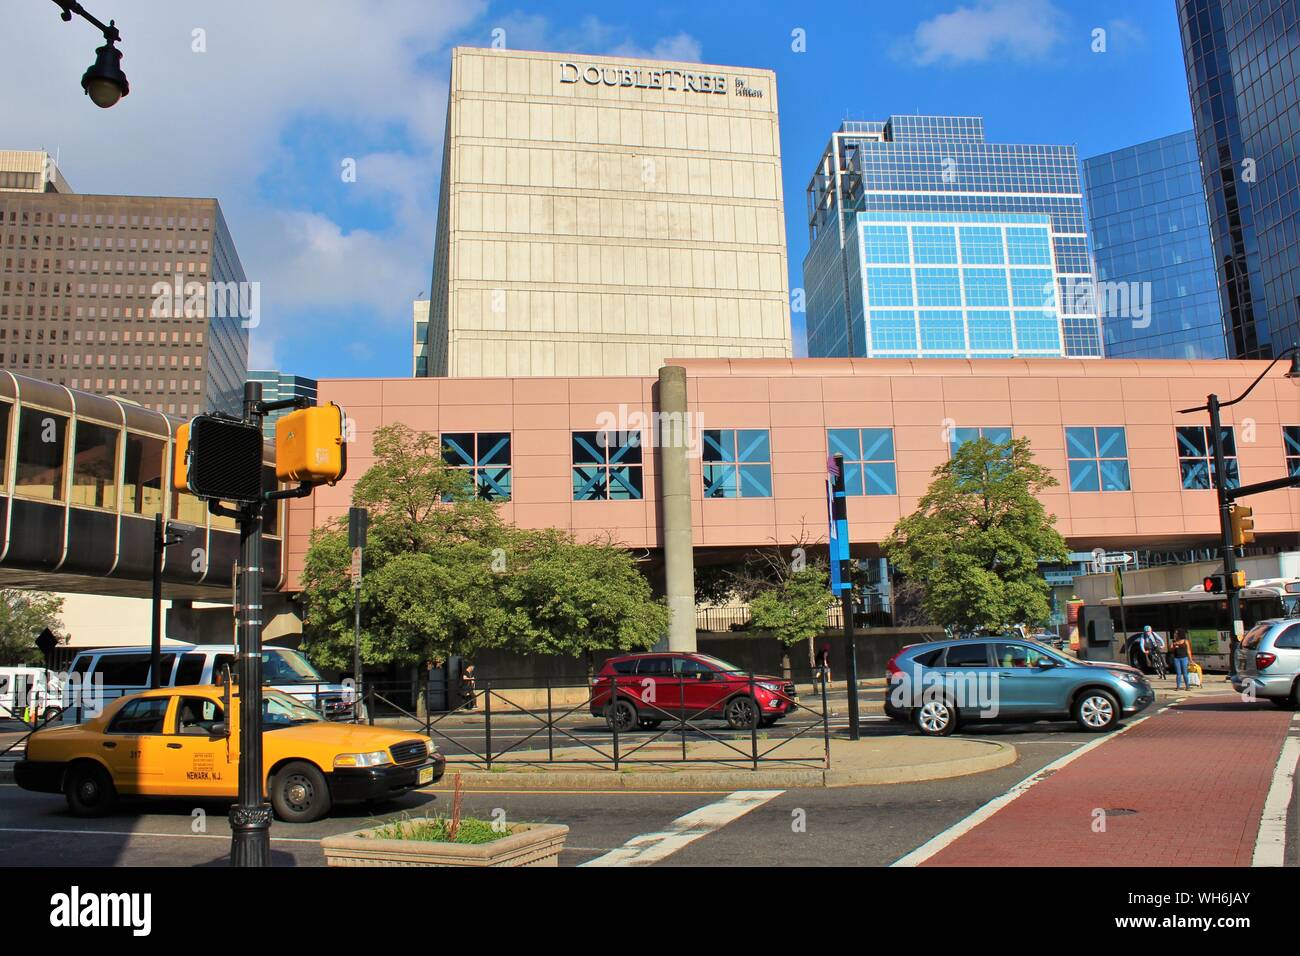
[
  {"left": 172, "top": 421, "right": 191, "bottom": 494},
  {"left": 275, "top": 402, "right": 347, "bottom": 485}
]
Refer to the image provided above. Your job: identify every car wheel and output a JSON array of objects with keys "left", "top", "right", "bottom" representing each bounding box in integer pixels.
[
  {"left": 1074, "top": 690, "right": 1120, "bottom": 732},
  {"left": 605, "top": 699, "right": 638, "bottom": 734},
  {"left": 914, "top": 699, "right": 957, "bottom": 737},
  {"left": 41, "top": 706, "right": 63, "bottom": 724},
  {"left": 64, "top": 762, "right": 117, "bottom": 817},
  {"left": 725, "top": 696, "right": 760, "bottom": 730},
  {"left": 270, "top": 761, "right": 332, "bottom": 823},
  {"left": 637, "top": 718, "right": 662, "bottom": 729}
]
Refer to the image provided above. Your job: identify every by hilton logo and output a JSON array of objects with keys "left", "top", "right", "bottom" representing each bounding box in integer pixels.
[{"left": 558, "top": 62, "right": 761, "bottom": 98}]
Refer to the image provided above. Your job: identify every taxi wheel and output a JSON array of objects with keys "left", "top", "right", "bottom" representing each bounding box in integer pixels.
[
  {"left": 270, "top": 761, "right": 332, "bottom": 823},
  {"left": 64, "top": 762, "right": 117, "bottom": 817}
]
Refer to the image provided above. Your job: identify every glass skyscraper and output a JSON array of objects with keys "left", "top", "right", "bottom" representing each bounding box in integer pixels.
[
  {"left": 804, "top": 116, "right": 1103, "bottom": 359},
  {"left": 1082, "top": 130, "right": 1225, "bottom": 359},
  {"left": 247, "top": 369, "right": 318, "bottom": 439},
  {"left": 1178, "top": 0, "right": 1300, "bottom": 358}
]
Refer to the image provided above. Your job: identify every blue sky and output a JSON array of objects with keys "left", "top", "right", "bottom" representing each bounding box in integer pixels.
[{"left": 3, "top": 0, "right": 1195, "bottom": 375}]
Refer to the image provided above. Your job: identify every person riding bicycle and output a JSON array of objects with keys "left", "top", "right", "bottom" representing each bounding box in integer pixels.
[{"left": 1138, "top": 626, "right": 1166, "bottom": 675}]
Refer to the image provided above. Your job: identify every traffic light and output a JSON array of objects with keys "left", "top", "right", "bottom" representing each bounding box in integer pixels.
[
  {"left": 275, "top": 402, "right": 347, "bottom": 485},
  {"left": 1229, "top": 570, "right": 1247, "bottom": 589},
  {"left": 1203, "top": 575, "right": 1224, "bottom": 594},
  {"left": 180, "top": 414, "right": 265, "bottom": 504},
  {"left": 1230, "top": 503, "right": 1255, "bottom": 546}
]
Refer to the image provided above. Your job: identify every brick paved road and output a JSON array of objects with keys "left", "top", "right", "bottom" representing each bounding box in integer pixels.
[{"left": 924, "top": 695, "right": 1294, "bottom": 867}]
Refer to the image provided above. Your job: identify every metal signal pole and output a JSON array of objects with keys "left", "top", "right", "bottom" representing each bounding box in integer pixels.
[{"left": 830, "top": 453, "right": 860, "bottom": 740}]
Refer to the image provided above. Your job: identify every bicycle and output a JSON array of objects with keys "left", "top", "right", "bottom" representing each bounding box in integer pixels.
[{"left": 1150, "top": 647, "right": 1167, "bottom": 680}]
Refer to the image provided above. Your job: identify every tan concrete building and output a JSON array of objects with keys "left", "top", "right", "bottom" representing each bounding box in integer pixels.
[{"left": 423, "top": 47, "right": 793, "bottom": 378}]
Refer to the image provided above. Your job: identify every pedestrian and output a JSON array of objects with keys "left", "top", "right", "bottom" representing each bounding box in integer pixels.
[
  {"left": 1170, "top": 629, "right": 1194, "bottom": 690},
  {"left": 1138, "top": 625, "right": 1159, "bottom": 673},
  {"left": 460, "top": 661, "right": 477, "bottom": 711},
  {"left": 816, "top": 643, "right": 832, "bottom": 685}
]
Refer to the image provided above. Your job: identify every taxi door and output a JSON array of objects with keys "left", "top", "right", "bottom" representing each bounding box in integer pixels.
[
  {"left": 163, "top": 694, "right": 235, "bottom": 798},
  {"left": 99, "top": 696, "right": 174, "bottom": 794}
]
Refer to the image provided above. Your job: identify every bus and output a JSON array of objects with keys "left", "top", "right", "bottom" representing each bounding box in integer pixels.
[{"left": 1079, "top": 580, "right": 1300, "bottom": 673}]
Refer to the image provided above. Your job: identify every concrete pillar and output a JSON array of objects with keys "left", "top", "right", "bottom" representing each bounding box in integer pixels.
[{"left": 658, "top": 365, "right": 697, "bottom": 651}]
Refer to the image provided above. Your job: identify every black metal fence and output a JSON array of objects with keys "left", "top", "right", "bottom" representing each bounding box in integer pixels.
[{"left": 363, "top": 673, "right": 833, "bottom": 771}]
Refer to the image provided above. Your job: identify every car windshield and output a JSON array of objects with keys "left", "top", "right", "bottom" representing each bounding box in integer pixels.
[
  {"left": 261, "top": 690, "right": 323, "bottom": 729},
  {"left": 261, "top": 649, "right": 324, "bottom": 684},
  {"left": 1023, "top": 640, "right": 1075, "bottom": 664}
]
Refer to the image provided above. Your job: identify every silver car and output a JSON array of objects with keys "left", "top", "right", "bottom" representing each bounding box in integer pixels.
[{"left": 1232, "top": 618, "right": 1300, "bottom": 708}]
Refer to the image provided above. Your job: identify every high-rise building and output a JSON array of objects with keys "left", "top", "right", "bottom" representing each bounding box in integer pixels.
[
  {"left": 0, "top": 151, "right": 250, "bottom": 415},
  {"left": 0, "top": 149, "right": 73, "bottom": 194},
  {"left": 804, "top": 117, "right": 1103, "bottom": 360},
  {"left": 422, "top": 47, "right": 792, "bottom": 378},
  {"left": 248, "top": 369, "right": 318, "bottom": 438},
  {"left": 1178, "top": 0, "right": 1300, "bottom": 357},
  {"left": 1082, "top": 130, "right": 1224, "bottom": 359},
  {"left": 412, "top": 298, "right": 430, "bottom": 377}
]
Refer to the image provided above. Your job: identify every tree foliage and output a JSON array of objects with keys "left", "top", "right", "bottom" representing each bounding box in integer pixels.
[
  {"left": 0, "top": 590, "right": 64, "bottom": 665},
  {"left": 883, "top": 437, "right": 1068, "bottom": 634},
  {"left": 299, "top": 424, "right": 666, "bottom": 670},
  {"left": 749, "top": 566, "right": 833, "bottom": 650}
]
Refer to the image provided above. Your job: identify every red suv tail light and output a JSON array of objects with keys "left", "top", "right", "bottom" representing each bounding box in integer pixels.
[
  {"left": 1256, "top": 652, "right": 1277, "bottom": 670},
  {"left": 885, "top": 652, "right": 903, "bottom": 677}
]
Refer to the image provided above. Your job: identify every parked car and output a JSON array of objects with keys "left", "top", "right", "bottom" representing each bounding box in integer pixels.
[
  {"left": 884, "top": 637, "right": 1154, "bottom": 736},
  {"left": 590, "top": 652, "right": 798, "bottom": 731},
  {"left": 15, "top": 685, "right": 444, "bottom": 822},
  {"left": 0, "top": 666, "right": 63, "bottom": 723},
  {"left": 64, "top": 644, "right": 357, "bottom": 720},
  {"left": 1231, "top": 618, "right": 1300, "bottom": 708}
]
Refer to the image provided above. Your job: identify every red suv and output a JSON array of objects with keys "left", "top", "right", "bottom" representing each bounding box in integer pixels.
[{"left": 590, "top": 652, "right": 798, "bottom": 731}]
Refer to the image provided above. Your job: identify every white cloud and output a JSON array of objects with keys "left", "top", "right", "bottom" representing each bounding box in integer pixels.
[{"left": 898, "top": 0, "right": 1066, "bottom": 66}]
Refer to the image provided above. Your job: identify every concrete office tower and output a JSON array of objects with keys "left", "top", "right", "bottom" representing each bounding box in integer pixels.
[
  {"left": 1178, "top": 0, "right": 1300, "bottom": 358},
  {"left": 248, "top": 369, "right": 318, "bottom": 438},
  {"left": 804, "top": 117, "right": 1103, "bottom": 360},
  {"left": 0, "top": 149, "right": 73, "bottom": 194},
  {"left": 423, "top": 47, "right": 793, "bottom": 378},
  {"left": 412, "top": 298, "right": 430, "bottom": 376},
  {"left": 1083, "top": 131, "right": 1224, "bottom": 359},
  {"left": 0, "top": 151, "right": 250, "bottom": 415}
]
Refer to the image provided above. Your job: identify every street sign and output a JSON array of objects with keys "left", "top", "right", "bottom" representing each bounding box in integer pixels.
[
  {"left": 1113, "top": 566, "right": 1124, "bottom": 599},
  {"left": 350, "top": 547, "right": 363, "bottom": 589}
]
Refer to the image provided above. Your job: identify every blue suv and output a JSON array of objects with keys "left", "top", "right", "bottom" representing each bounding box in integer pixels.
[{"left": 885, "top": 638, "right": 1154, "bottom": 736}]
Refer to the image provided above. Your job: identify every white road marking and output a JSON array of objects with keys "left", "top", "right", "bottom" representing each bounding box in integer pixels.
[
  {"left": 0, "top": 825, "right": 318, "bottom": 842},
  {"left": 891, "top": 704, "right": 1166, "bottom": 867},
  {"left": 1252, "top": 713, "right": 1300, "bottom": 867},
  {"left": 580, "top": 789, "right": 784, "bottom": 867}
]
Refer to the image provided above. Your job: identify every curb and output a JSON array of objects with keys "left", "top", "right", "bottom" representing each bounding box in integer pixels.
[{"left": 430, "top": 740, "right": 1016, "bottom": 791}]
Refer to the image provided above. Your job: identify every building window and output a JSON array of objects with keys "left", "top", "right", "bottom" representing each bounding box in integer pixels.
[
  {"left": 703, "top": 429, "right": 771, "bottom": 498},
  {"left": 949, "top": 426, "right": 1012, "bottom": 456},
  {"left": 1176, "top": 425, "right": 1238, "bottom": 489},
  {"left": 14, "top": 408, "right": 67, "bottom": 501},
  {"left": 572, "top": 430, "right": 642, "bottom": 501},
  {"left": 828, "top": 428, "right": 897, "bottom": 495},
  {"left": 70, "top": 421, "right": 119, "bottom": 509},
  {"left": 1065, "top": 426, "right": 1130, "bottom": 492},
  {"left": 441, "top": 432, "right": 511, "bottom": 501},
  {"left": 123, "top": 433, "right": 165, "bottom": 517},
  {"left": 1285, "top": 426, "right": 1300, "bottom": 478}
]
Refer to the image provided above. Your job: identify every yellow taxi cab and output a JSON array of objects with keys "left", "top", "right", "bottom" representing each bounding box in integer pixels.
[{"left": 15, "top": 684, "right": 445, "bottom": 823}]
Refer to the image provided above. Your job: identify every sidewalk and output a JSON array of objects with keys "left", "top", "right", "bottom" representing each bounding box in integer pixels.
[
  {"left": 916, "top": 694, "right": 1293, "bottom": 866},
  {"left": 432, "top": 733, "right": 1016, "bottom": 791}
]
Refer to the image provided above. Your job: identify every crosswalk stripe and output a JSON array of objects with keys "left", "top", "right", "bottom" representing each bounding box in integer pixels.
[
  {"left": 1253, "top": 714, "right": 1300, "bottom": 867},
  {"left": 580, "top": 789, "right": 784, "bottom": 867}
]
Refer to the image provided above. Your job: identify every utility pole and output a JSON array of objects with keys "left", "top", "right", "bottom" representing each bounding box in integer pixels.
[
  {"left": 829, "top": 453, "right": 860, "bottom": 740},
  {"left": 348, "top": 506, "right": 368, "bottom": 722}
]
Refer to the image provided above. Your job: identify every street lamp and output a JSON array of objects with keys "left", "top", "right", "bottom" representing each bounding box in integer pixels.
[
  {"left": 51, "top": 0, "right": 129, "bottom": 108},
  {"left": 1178, "top": 344, "right": 1300, "bottom": 677}
]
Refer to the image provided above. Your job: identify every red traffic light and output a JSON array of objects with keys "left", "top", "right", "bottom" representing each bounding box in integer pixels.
[{"left": 1203, "top": 575, "right": 1224, "bottom": 594}]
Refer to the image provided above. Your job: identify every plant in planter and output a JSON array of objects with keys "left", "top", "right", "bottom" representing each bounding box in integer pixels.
[{"left": 321, "top": 774, "right": 569, "bottom": 867}]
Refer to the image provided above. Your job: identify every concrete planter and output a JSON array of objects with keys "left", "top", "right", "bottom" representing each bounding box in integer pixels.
[{"left": 321, "top": 819, "right": 569, "bottom": 867}]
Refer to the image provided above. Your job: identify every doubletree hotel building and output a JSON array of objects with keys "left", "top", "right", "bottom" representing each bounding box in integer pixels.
[{"left": 418, "top": 47, "right": 793, "bottom": 378}]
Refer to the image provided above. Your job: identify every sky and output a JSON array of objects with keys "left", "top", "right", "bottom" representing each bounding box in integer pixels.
[{"left": 1, "top": 0, "right": 1196, "bottom": 375}]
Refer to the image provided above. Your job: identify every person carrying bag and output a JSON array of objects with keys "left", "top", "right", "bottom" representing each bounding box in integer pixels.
[{"left": 1171, "top": 629, "right": 1195, "bottom": 690}]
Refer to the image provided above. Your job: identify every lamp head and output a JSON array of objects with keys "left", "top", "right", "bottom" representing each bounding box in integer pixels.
[{"left": 81, "top": 38, "right": 129, "bottom": 108}]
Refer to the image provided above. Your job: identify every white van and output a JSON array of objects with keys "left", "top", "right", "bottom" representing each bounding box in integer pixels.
[
  {"left": 63, "top": 644, "right": 356, "bottom": 719},
  {"left": 0, "top": 666, "right": 64, "bottom": 723}
]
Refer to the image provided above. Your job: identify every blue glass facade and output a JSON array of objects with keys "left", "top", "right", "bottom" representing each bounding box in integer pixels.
[
  {"left": 1082, "top": 130, "right": 1225, "bottom": 359},
  {"left": 804, "top": 117, "right": 1103, "bottom": 359},
  {"left": 1178, "top": 0, "right": 1300, "bottom": 358}
]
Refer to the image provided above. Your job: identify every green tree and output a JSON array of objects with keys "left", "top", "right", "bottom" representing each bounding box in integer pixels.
[
  {"left": 298, "top": 423, "right": 668, "bottom": 672},
  {"left": 883, "top": 437, "right": 1068, "bottom": 634},
  {"left": 0, "top": 590, "right": 65, "bottom": 665},
  {"left": 749, "top": 565, "right": 832, "bottom": 663}
]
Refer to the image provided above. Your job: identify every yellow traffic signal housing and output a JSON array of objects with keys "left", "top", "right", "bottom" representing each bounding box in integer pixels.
[
  {"left": 275, "top": 402, "right": 347, "bottom": 485},
  {"left": 172, "top": 421, "right": 191, "bottom": 494},
  {"left": 1229, "top": 570, "right": 1248, "bottom": 589},
  {"left": 1230, "top": 503, "right": 1255, "bottom": 546}
]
